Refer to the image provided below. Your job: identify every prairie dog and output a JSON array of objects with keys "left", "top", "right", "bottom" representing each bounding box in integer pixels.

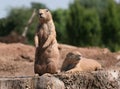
[
  {"left": 34, "top": 9, "right": 59, "bottom": 76},
  {"left": 61, "top": 51, "right": 101, "bottom": 73}
]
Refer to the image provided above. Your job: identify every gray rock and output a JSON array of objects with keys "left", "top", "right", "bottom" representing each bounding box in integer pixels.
[{"left": 35, "top": 73, "right": 65, "bottom": 89}]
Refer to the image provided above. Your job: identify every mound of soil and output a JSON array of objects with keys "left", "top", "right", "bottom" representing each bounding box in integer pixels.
[
  {"left": 0, "top": 42, "right": 120, "bottom": 77},
  {"left": 0, "top": 43, "right": 35, "bottom": 77}
]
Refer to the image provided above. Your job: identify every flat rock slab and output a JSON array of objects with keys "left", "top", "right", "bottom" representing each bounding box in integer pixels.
[
  {"left": 0, "top": 76, "right": 35, "bottom": 89},
  {"left": 0, "top": 75, "right": 65, "bottom": 89}
]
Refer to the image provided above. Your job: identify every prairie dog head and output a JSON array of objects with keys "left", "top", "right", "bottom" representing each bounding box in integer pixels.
[
  {"left": 38, "top": 9, "right": 52, "bottom": 23},
  {"left": 61, "top": 51, "right": 82, "bottom": 71},
  {"left": 66, "top": 51, "right": 82, "bottom": 63}
]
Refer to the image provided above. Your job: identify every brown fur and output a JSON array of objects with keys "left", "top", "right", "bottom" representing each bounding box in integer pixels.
[
  {"left": 34, "top": 9, "right": 59, "bottom": 76},
  {"left": 61, "top": 51, "right": 101, "bottom": 73}
]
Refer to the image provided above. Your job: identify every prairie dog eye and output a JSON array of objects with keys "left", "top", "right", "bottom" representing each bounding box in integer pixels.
[{"left": 46, "top": 9, "right": 49, "bottom": 12}]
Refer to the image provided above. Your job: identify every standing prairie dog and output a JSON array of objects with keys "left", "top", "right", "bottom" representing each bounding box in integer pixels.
[
  {"left": 34, "top": 9, "right": 59, "bottom": 76},
  {"left": 61, "top": 51, "right": 102, "bottom": 73}
]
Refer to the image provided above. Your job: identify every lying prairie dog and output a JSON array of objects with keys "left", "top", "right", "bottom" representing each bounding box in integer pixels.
[{"left": 61, "top": 51, "right": 102, "bottom": 73}]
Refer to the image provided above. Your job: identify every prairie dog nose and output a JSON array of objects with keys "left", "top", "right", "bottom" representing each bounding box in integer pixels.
[
  {"left": 76, "top": 55, "right": 82, "bottom": 60},
  {"left": 78, "top": 54, "right": 82, "bottom": 58},
  {"left": 39, "top": 13, "right": 43, "bottom": 16},
  {"left": 38, "top": 9, "right": 43, "bottom": 16}
]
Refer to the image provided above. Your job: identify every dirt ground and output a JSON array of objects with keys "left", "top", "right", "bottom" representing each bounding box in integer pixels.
[{"left": 0, "top": 42, "right": 120, "bottom": 77}]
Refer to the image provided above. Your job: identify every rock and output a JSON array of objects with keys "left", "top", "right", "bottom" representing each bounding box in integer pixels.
[
  {"left": 0, "top": 69, "right": 120, "bottom": 89},
  {"left": 55, "top": 69, "right": 120, "bottom": 89},
  {"left": 35, "top": 73, "right": 65, "bottom": 89}
]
